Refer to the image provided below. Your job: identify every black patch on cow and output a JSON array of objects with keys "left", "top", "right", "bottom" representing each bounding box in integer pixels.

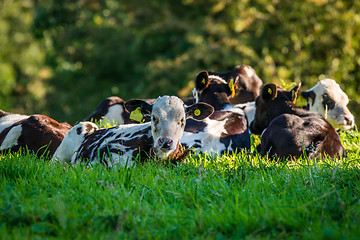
[
  {"left": 185, "top": 119, "right": 206, "bottom": 133},
  {"left": 76, "top": 126, "right": 82, "bottom": 135},
  {"left": 322, "top": 94, "right": 335, "bottom": 110}
]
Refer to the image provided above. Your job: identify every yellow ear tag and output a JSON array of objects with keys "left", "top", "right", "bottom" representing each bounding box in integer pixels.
[
  {"left": 267, "top": 88, "right": 272, "bottom": 95},
  {"left": 194, "top": 109, "right": 201, "bottom": 117},
  {"left": 202, "top": 78, "right": 206, "bottom": 85},
  {"left": 130, "top": 107, "right": 145, "bottom": 123},
  {"left": 229, "top": 79, "right": 235, "bottom": 97},
  {"left": 291, "top": 90, "right": 298, "bottom": 104}
]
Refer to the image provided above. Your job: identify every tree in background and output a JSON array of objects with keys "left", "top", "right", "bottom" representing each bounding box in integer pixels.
[
  {"left": 0, "top": 0, "right": 49, "bottom": 114},
  {"left": 1, "top": 0, "right": 359, "bottom": 125}
]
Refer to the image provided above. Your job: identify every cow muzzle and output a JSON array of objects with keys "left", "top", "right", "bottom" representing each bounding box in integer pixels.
[{"left": 157, "top": 137, "right": 174, "bottom": 150}]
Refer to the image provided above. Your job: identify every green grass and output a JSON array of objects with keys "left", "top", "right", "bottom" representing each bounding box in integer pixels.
[{"left": 0, "top": 130, "right": 360, "bottom": 239}]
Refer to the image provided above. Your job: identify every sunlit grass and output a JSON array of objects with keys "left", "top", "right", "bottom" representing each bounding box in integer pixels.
[{"left": 0, "top": 130, "right": 359, "bottom": 239}]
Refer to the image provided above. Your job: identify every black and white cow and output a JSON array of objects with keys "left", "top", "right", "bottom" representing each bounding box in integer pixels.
[
  {"left": 301, "top": 79, "right": 355, "bottom": 130},
  {"left": 0, "top": 110, "right": 72, "bottom": 158},
  {"left": 250, "top": 84, "right": 345, "bottom": 159},
  {"left": 192, "top": 70, "right": 256, "bottom": 123},
  {"left": 174, "top": 70, "right": 252, "bottom": 153},
  {"left": 53, "top": 96, "right": 214, "bottom": 167}
]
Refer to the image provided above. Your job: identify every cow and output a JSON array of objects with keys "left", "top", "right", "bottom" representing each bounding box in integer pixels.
[
  {"left": 83, "top": 96, "right": 150, "bottom": 125},
  {"left": 192, "top": 70, "right": 256, "bottom": 124},
  {"left": 301, "top": 79, "right": 355, "bottom": 130},
  {"left": 208, "top": 64, "right": 263, "bottom": 104},
  {"left": 83, "top": 65, "right": 261, "bottom": 124},
  {"left": 52, "top": 121, "right": 99, "bottom": 162},
  {"left": 54, "top": 96, "right": 214, "bottom": 167},
  {"left": 250, "top": 83, "right": 345, "bottom": 159},
  {"left": 181, "top": 107, "right": 250, "bottom": 154},
  {"left": 0, "top": 110, "right": 72, "bottom": 158}
]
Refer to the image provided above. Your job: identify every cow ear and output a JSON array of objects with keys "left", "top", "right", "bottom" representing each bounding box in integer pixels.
[
  {"left": 195, "top": 71, "right": 209, "bottom": 91},
  {"left": 290, "top": 82, "right": 301, "bottom": 103},
  {"left": 301, "top": 90, "right": 316, "bottom": 106},
  {"left": 185, "top": 102, "right": 214, "bottom": 121},
  {"left": 261, "top": 84, "right": 277, "bottom": 101},
  {"left": 125, "top": 99, "right": 153, "bottom": 123}
]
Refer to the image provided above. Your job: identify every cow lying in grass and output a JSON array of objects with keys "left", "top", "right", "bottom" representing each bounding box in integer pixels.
[
  {"left": 53, "top": 96, "right": 214, "bottom": 167},
  {"left": 83, "top": 96, "right": 151, "bottom": 125},
  {"left": 84, "top": 65, "right": 261, "bottom": 124},
  {"left": 208, "top": 64, "right": 263, "bottom": 104},
  {"left": 301, "top": 79, "right": 355, "bottom": 130},
  {"left": 193, "top": 70, "right": 256, "bottom": 124},
  {"left": 250, "top": 84, "right": 345, "bottom": 159},
  {"left": 80, "top": 70, "right": 253, "bottom": 155},
  {"left": 0, "top": 110, "right": 72, "bottom": 158}
]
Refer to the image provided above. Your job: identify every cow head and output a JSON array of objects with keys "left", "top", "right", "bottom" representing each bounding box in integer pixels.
[
  {"left": 250, "top": 83, "right": 301, "bottom": 135},
  {"left": 301, "top": 79, "right": 355, "bottom": 130},
  {"left": 206, "top": 65, "right": 263, "bottom": 104},
  {"left": 228, "top": 65, "right": 263, "bottom": 104},
  {"left": 192, "top": 70, "right": 234, "bottom": 110},
  {"left": 125, "top": 96, "right": 214, "bottom": 159}
]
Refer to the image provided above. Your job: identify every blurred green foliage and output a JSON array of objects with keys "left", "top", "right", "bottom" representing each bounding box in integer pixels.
[{"left": 0, "top": 0, "right": 359, "bottom": 125}]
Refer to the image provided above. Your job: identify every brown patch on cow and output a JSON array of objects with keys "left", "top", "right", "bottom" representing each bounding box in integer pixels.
[
  {"left": 0, "top": 115, "right": 72, "bottom": 158},
  {"left": 149, "top": 142, "right": 190, "bottom": 164}
]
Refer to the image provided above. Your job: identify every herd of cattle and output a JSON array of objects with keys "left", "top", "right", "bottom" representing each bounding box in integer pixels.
[{"left": 0, "top": 65, "right": 355, "bottom": 167}]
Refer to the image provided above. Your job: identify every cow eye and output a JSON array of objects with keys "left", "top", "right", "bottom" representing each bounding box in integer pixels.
[{"left": 322, "top": 94, "right": 335, "bottom": 109}]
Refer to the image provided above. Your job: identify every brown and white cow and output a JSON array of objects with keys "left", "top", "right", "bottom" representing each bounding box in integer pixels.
[
  {"left": 208, "top": 64, "right": 263, "bottom": 104},
  {"left": 0, "top": 110, "right": 72, "bottom": 158},
  {"left": 55, "top": 96, "right": 214, "bottom": 167},
  {"left": 301, "top": 79, "right": 355, "bottom": 130},
  {"left": 250, "top": 84, "right": 345, "bottom": 159}
]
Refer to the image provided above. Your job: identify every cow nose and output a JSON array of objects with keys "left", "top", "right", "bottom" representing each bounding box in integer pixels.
[
  {"left": 158, "top": 138, "right": 173, "bottom": 149},
  {"left": 344, "top": 116, "right": 354, "bottom": 127}
]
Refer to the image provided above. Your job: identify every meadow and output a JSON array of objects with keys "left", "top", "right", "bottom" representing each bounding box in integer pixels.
[{"left": 0, "top": 130, "right": 359, "bottom": 239}]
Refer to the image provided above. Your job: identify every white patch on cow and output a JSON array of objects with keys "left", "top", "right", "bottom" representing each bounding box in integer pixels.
[
  {"left": 305, "top": 79, "right": 355, "bottom": 130},
  {"left": 208, "top": 75, "right": 228, "bottom": 84},
  {"left": 103, "top": 104, "right": 125, "bottom": 125},
  {"left": 0, "top": 114, "right": 29, "bottom": 133},
  {"left": 181, "top": 117, "right": 227, "bottom": 155},
  {"left": 234, "top": 101, "right": 255, "bottom": 125},
  {"left": 0, "top": 125, "right": 23, "bottom": 150},
  {"left": 192, "top": 88, "right": 199, "bottom": 103},
  {"left": 243, "top": 65, "right": 254, "bottom": 78},
  {"left": 52, "top": 122, "right": 99, "bottom": 163}
]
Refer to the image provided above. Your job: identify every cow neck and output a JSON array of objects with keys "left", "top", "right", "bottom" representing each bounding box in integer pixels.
[
  {"left": 201, "top": 95, "right": 232, "bottom": 111},
  {"left": 268, "top": 101, "right": 314, "bottom": 123}
]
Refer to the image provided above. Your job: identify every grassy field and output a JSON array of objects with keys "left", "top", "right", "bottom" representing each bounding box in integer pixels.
[{"left": 0, "top": 130, "right": 359, "bottom": 239}]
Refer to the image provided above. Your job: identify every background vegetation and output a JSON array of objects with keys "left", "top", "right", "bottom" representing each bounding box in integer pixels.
[{"left": 1, "top": 0, "right": 359, "bottom": 124}]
